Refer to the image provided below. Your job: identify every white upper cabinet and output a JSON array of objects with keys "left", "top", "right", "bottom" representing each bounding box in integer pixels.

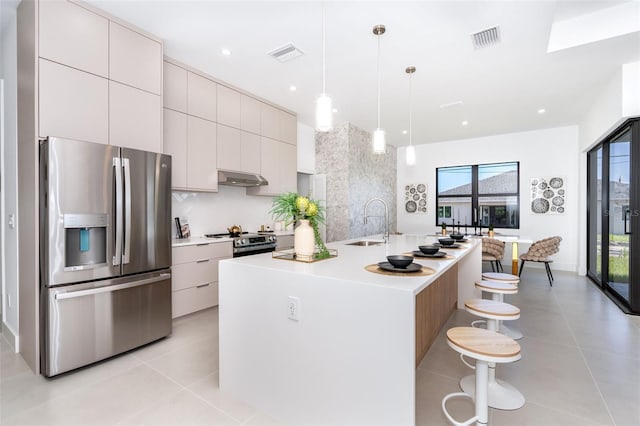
[
  {"left": 260, "top": 103, "right": 280, "bottom": 141},
  {"left": 163, "top": 61, "right": 187, "bottom": 112},
  {"left": 109, "top": 81, "right": 162, "bottom": 152},
  {"left": 39, "top": 59, "right": 108, "bottom": 144},
  {"left": 241, "top": 95, "right": 261, "bottom": 134},
  {"left": 187, "top": 116, "right": 218, "bottom": 191},
  {"left": 280, "top": 112, "right": 297, "bottom": 145},
  {"left": 39, "top": 0, "right": 108, "bottom": 77},
  {"left": 109, "top": 22, "right": 162, "bottom": 95},
  {"left": 188, "top": 72, "right": 217, "bottom": 122},
  {"left": 241, "top": 131, "right": 261, "bottom": 174},
  {"left": 296, "top": 122, "right": 315, "bottom": 173},
  {"left": 163, "top": 108, "right": 188, "bottom": 188},
  {"left": 217, "top": 85, "right": 241, "bottom": 128},
  {"left": 217, "top": 124, "right": 242, "bottom": 172}
]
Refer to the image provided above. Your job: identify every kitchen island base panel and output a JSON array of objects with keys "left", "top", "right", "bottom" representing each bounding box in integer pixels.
[
  {"left": 415, "top": 264, "right": 458, "bottom": 367},
  {"left": 219, "top": 264, "right": 416, "bottom": 426}
]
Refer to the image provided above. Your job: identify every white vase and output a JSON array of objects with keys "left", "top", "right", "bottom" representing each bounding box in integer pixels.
[{"left": 294, "top": 219, "right": 315, "bottom": 257}]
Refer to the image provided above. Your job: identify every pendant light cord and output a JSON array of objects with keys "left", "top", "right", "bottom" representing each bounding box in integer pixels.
[
  {"left": 322, "top": 1, "right": 326, "bottom": 94},
  {"left": 377, "top": 33, "right": 381, "bottom": 128},
  {"left": 409, "top": 72, "right": 413, "bottom": 146}
]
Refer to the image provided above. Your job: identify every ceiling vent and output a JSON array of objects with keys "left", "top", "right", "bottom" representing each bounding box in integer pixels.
[
  {"left": 267, "top": 43, "right": 304, "bottom": 63},
  {"left": 471, "top": 26, "right": 501, "bottom": 49}
]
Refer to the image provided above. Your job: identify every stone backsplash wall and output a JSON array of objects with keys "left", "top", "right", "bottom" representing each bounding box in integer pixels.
[{"left": 316, "top": 122, "right": 397, "bottom": 242}]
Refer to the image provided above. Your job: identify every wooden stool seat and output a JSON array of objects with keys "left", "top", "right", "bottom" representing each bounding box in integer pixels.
[
  {"left": 482, "top": 272, "right": 520, "bottom": 283},
  {"left": 465, "top": 299, "right": 520, "bottom": 320},
  {"left": 475, "top": 280, "right": 518, "bottom": 294},
  {"left": 447, "top": 327, "right": 521, "bottom": 363}
]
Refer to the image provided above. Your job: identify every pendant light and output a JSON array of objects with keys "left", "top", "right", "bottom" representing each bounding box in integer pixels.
[
  {"left": 315, "top": 1, "right": 333, "bottom": 132},
  {"left": 372, "top": 24, "right": 386, "bottom": 154},
  {"left": 405, "top": 66, "right": 416, "bottom": 166}
]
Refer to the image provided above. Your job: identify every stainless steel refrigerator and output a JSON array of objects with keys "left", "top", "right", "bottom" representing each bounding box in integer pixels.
[{"left": 40, "top": 137, "right": 172, "bottom": 377}]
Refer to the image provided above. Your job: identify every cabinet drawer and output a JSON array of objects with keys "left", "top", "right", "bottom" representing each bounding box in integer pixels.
[
  {"left": 172, "top": 242, "right": 232, "bottom": 265},
  {"left": 172, "top": 283, "right": 218, "bottom": 318},
  {"left": 172, "top": 260, "right": 218, "bottom": 292}
]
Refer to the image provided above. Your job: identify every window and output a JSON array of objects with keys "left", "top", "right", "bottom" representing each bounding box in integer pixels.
[
  {"left": 438, "top": 206, "right": 452, "bottom": 219},
  {"left": 436, "top": 161, "right": 520, "bottom": 228}
]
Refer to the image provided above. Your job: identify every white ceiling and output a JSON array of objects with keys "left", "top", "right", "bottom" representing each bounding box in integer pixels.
[{"left": 84, "top": 0, "right": 640, "bottom": 146}]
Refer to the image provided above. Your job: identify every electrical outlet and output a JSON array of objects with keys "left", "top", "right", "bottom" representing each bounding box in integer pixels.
[{"left": 287, "top": 296, "right": 300, "bottom": 321}]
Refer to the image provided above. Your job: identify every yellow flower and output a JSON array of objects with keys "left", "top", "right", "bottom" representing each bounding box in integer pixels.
[
  {"left": 307, "top": 202, "right": 318, "bottom": 217},
  {"left": 296, "top": 196, "right": 309, "bottom": 212}
]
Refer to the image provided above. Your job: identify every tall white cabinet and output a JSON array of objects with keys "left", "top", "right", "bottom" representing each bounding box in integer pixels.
[{"left": 17, "top": 0, "right": 164, "bottom": 374}]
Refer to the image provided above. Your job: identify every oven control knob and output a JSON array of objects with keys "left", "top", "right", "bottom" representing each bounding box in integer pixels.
[{"left": 237, "top": 239, "right": 246, "bottom": 246}]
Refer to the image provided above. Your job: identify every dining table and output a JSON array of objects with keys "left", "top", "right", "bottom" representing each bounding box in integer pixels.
[{"left": 488, "top": 234, "right": 534, "bottom": 275}]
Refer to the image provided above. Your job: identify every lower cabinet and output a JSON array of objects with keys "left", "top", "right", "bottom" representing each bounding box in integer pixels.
[{"left": 171, "top": 241, "right": 232, "bottom": 318}]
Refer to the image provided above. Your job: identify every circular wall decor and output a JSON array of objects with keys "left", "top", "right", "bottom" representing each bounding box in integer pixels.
[
  {"left": 543, "top": 189, "right": 554, "bottom": 199},
  {"left": 419, "top": 199, "right": 426, "bottom": 207},
  {"left": 531, "top": 198, "right": 550, "bottom": 213},
  {"left": 549, "top": 177, "right": 564, "bottom": 189},
  {"left": 417, "top": 184, "right": 426, "bottom": 193},
  {"left": 552, "top": 196, "right": 565, "bottom": 206},
  {"left": 405, "top": 201, "right": 417, "bottom": 213},
  {"left": 557, "top": 189, "right": 565, "bottom": 196},
  {"left": 538, "top": 182, "right": 548, "bottom": 190},
  {"left": 557, "top": 206, "right": 565, "bottom": 213},
  {"left": 413, "top": 193, "right": 420, "bottom": 201}
]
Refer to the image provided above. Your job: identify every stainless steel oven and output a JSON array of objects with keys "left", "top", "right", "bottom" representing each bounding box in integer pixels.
[{"left": 205, "top": 232, "right": 277, "bottom": 257}]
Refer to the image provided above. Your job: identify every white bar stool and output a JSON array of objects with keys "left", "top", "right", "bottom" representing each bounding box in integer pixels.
[
  {"left": 442, "top": 327, "right": 521, "bottom": 426},
  {"left": 482, "top": 272, "right": 519, "bottom": 283},
  {"left": 463, "top": 299, "right": 525, "bottom": 411},
  {"left": 474, "top": 280, "right": 522, "bottom": 340}
]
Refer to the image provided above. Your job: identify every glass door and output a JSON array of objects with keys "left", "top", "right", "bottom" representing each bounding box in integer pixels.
[
  {"left": 607, "top": 130, "right": 631, "bottom": 303},
  {"left": 588, "top": 119, "right": 638, "bottom": 314}
]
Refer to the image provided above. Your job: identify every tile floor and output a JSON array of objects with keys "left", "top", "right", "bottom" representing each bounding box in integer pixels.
[{"left": 1, "top": 269, "right": 638, "bottom": 425}]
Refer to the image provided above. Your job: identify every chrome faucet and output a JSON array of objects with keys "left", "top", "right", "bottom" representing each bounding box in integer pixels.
[{"left": 364, "top": 198, "right": 389, "bottom": 243}]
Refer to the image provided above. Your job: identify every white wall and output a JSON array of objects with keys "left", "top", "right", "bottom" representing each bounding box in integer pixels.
[
  {"left": 1, "top": 2, "right": 19, "bottom": 347},
  {"left": 171, "top": 186, "right": 278, "bottom": 238},
  {"left": 397, "top": 126, "right": 580, "bottom": 272}
]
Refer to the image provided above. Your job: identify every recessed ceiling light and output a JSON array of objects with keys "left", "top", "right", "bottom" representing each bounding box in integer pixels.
[
  {"left": 402, "top": 130, "right": 408, "bottom": 135},
  {"left": 538, "top": 108, "right": 546, "bottom": 114},
  {"left": 332, "top": 108, "right": 338, "bottom": 113},
  {"left": 221, "top": 48, "right": 232, "bottom": 56},
  {"left": 461, "top": 120, "right": 469, "bottom": 126},
  {"left": 289, "top": 85, "right": 297, "bottom": 92}
]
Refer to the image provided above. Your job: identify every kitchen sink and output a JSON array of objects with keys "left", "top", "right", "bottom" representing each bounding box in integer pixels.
[{"left": 346, "top": 240, "right": 385, "bottom": 246}]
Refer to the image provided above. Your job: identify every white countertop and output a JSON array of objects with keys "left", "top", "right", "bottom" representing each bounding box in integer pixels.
[
  {"left": 223, "top": 233, "right": 481, "bottom": 295},
  {"left": 172, "top": 236, "right": 234, "bottom": 247}
]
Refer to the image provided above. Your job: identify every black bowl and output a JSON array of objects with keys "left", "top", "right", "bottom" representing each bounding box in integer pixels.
[
  {"left": 450, "top": 233, "right": 465, "bottom": 241},
  {"left": 386, "top": 255, "right": 413, "bottom": 269},
  {"left": 438, "top": 238, "right": 455, "bottom": 246},
  {"left": 418, "top": 245, "right": 439, "bottom": 255}
]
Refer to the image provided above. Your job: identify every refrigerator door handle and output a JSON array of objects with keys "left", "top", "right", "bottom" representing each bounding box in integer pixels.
[
  {"left": 55, "top": 273, "right": 171, "bottom": 300},
  {"left": 123, "top": 158, "right": 132, "bottom": 265},
  {"left": 113, "top": 157, "right": 123, "bottom": 266}
]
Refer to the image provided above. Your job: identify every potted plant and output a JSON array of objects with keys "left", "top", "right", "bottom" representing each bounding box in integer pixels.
[
  {"left": 441, "top": 221, "right": 447, "bottom": 236},
  {"left": 271, "top": 192, "right": 330, "bottom": 259},
  {"left": 488, "top": 224, "right": 495, "bottom": 237}
]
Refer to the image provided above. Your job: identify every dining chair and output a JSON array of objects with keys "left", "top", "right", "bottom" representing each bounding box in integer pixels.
[
  {"left": 482, "top": 237, "right": 505, "bottom": 272},
  {"left": 518, "top": 236, "right": 562, "bottom": 286}
]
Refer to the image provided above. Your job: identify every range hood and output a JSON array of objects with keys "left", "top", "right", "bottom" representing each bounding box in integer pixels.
[{"left": 218, "top": 170, "right": 268, "bottom": 187}]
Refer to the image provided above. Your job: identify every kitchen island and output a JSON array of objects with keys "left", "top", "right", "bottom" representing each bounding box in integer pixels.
[{"left": 218, "top": 234, "right": 481, "bottom": 425}]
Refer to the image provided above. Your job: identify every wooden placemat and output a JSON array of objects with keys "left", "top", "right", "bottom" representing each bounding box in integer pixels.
[
  {"left": 365, "top": 264, "right": 436, "bottom": 277},
  {"left": 403, "top": 252, "right": 456, "bottom": 260}
]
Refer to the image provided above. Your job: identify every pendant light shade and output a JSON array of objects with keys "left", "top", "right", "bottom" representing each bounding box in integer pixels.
[
  {"left": 315, "top": 2, "right": 333, "bottom": 132},
  {"left": 316, "top": 93, "right": 333, "bottom": 132},
  {"left": 405, "top": 66, "right": 416, "bottom": 165},
  {"left": 372, "top": 24, "right": 386, "bottom": 154},
  {"left": 406, "top": 144, "right": 416, "bottom": 165},
  {"left": 373, "top": 128, "right": 386, "bottom": 154}
]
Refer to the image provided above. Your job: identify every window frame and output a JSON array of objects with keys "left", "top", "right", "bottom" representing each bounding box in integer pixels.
[{"left": 435, "top": 161, "right": 520, "bottom": 229}]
